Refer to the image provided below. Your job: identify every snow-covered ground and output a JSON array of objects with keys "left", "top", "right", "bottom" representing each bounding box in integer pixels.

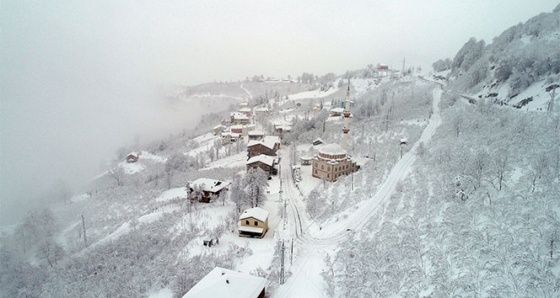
[
  {"left": 287, "top": 87, "right": 340, "bottom": 101},
  {"left": 274, "top": 85, "right": 443, "bottom": 297}
]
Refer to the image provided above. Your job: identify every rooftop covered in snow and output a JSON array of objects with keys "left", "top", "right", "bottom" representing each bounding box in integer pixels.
[
  {"left": 318, "top": 143, "right": 347, "bottom": 156},
  {"left": 182, "top": 267, "right": 267, "bottom": 298},
  {"left": 239, "top": 207, "right": 269, "bottom": 222},
  {"left": 246, "top": 155, "right": 275, "bottom": 167},
  {"left": 189, "top": 178, "right": 230, "bottom": 193}
]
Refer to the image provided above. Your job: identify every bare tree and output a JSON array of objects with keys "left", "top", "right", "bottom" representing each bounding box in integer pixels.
[{"left": 108, "top": 167, "right": 125, "bottom": 186}]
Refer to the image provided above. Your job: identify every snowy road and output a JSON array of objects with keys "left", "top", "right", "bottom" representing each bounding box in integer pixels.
[
  {"left": 240, "top": 83, "right": 253, "bottom": 100},
  {"left": 274, "top": 84, "right": 443, "bottom": 297}
]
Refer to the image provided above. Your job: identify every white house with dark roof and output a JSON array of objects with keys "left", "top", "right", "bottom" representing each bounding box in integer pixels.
[
  {"left": 239, "top": 207, "right": 269, "bottom": 238},
  {"left": 183, "top": 267, "right": 267, "bottom": 298},
  {"left": 312, "top": 143, "right": 358, "bottom": 182}
]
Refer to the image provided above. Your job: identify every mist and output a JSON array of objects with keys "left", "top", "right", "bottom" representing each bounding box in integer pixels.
[{"left": 0, "top": 2, "right": 203, "bottom": 225}]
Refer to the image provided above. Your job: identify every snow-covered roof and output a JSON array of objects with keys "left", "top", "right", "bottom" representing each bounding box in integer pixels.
[
  {"left": 239, "top": 207, "right": 269, "bottom": 222},
  {"left": 247, "top": 136, "right": 279, "bottom": 150},
  {"left": 246, "top": 155, "right": 275, "bottom": 167},
  {"left": 183, "top": 267, "right": 267, "bottom": 298},
  {"left": 263, "top": 136, "right": 280, "bottom": 148},
  {"left": 330, "top": 107, "right": 344, "bottom": 113},
  {"left": 239, "top": 107, "right": 252, "bottom": 112},
  {"left": 222, "top": 132, "right": 240, "bottom": 137},
  {"left": 233, "top": 114, "right": 249, "bottom": 120},
  {"left": 318, "top": 143, "right": 346, "bottom": 156},
  {"left": 248, "top": 130, "right": 264, "bottom": 136},
  {"left": 190, "top": 178, "right": 230, "bottom": 193}
]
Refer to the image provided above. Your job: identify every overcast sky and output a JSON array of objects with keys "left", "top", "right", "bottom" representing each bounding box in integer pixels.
[{"left": 1, "top": 0, "right": 558, "bottom": 225}]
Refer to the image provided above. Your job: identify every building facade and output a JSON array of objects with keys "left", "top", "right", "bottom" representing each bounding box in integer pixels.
[{"left": 312, "top": 144, "right": 358, "bottom": 182}]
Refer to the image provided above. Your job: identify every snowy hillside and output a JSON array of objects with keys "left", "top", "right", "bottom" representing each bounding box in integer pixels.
[
  {"left": 433, "top": 4, "right": 560, "bottom": 110},
  {"left": 2, "top": 10, "right": 560, "bottom": 295}
]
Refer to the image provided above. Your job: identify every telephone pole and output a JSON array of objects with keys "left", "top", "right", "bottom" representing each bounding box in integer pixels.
[
  {"left": 81, "top": 213, "right": 88, "bottom": 247},
  {"left": 280, "top": 240, "right": 285, "bottom": 284}
]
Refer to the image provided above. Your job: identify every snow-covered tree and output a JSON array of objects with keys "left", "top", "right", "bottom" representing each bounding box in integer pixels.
[{"left": 243, "top": 168, "right": 269, "bottom": 208}]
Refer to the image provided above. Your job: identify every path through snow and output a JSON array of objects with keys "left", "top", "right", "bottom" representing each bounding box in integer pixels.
[{"left": 274, "top": 84, "right": 443, "bottom": 297}]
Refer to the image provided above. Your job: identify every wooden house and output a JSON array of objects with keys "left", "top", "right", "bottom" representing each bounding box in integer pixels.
[
  {"left": 221, "top": 132, "right": 240, "bottom": 145},
  {"left": 188, "top": 178, "right": 230, "bottom": 203},
  {"left": 239, "top": 207, "right": 269, "bottom": 238},
  {"left": 247, "top": 136, "right": 280, "bottom": 159},
  {"left": 126, "top": 152, "right": 139, "bottom": 163},
  {"left": 183, "top": 267, "right": 267, "bottom": 298},
  {"left": 248, "top": 130, "right": 265, "bottom": 141},
  {"left": 246, "top": 155, "right": 276, "bottom": 176},
  {"left": 231, "top": 112, "right": 250, "bottom": 125}
]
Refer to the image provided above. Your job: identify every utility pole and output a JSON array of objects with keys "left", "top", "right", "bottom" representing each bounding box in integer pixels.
[
  {"left": 290, "top": 238, "right": 294, "bottom": 265},
  {"left": 280, "top": 240, "right": 285, "bottom": 284},
  {"left": 280, "top": 163, "right": 286, "bottom": 230},
  {"left": 81, "top": 213, "right": 88, "bottom": 247}
]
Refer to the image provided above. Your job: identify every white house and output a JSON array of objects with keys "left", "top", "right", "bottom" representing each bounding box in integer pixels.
[{"left": 183, "top": 267, "right": 267, "bottom": 298}]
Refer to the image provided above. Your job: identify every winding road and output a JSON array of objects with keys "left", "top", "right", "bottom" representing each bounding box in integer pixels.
[{"left": 274, "top": 83, "right": 443, "bottom": 297}]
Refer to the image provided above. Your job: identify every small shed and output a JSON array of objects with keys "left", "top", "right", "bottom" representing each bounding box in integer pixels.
[
  {"left": 300, "top": 156, "right": 312, "bottom": 166},
  {"left": 312, "top": 138, "right": 323, "bottom": 146},
  {"left": 239, "top": 207, "right": 269, "bottom": 238},
  {"left": 126, "top": 152, "right": 139, "bottom": 163}
]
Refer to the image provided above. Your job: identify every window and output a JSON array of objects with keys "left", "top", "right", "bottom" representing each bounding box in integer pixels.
[
  {"left": 254, "top": 221, "right": 258, "bottom": 226},
  {"left": 245, "top": 220, "right": 249, "bottom": 225}
]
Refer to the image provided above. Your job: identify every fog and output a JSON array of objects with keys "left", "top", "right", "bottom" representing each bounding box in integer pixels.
[{"left": 1, "top": 0, "right": 557, "bottom": 225}]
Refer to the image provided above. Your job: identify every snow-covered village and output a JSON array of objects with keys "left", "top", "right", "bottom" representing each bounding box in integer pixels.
[{"left": 2, "top": 2, "right": 560, "bottom": 298}]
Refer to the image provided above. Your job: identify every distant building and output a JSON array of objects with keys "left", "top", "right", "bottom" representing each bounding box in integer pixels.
[
  {"left": 329, "top": 107, "right": 344, "bottom": 117},
  {"left": 183, "top": 267, "right": 267, "bottom": 298},
  {"left": 312, "top": 138, "right": 324, "bottom": 146},
  {"left": 188, "top": 178, "right": 230, "bottom": 203},
  {"left": 221, "top": 132, "right": 240, "bottom": 145},
  {"left": 126, "top": 152, "right": 139, "bottom": 163},
  {"left": 312, "top": 144, "right": 358, "bottom": 182},
  {"left": 213, "top": 125, "right": 226, "bottom": 136},
  {"left": 248, "top": 130, "right": 265, "bottom": 141},
  {"left": 239, "top": 107, "right": 253, "bottom": 117},
  {"left": 239, "top": 207, "right": 269, "bottom": 238},
  {"left": 253, "top": 107, "right": 270, "bottom": 116},
  {"left": 231, "top": 112, "right": 250, "bottom": 125}
]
